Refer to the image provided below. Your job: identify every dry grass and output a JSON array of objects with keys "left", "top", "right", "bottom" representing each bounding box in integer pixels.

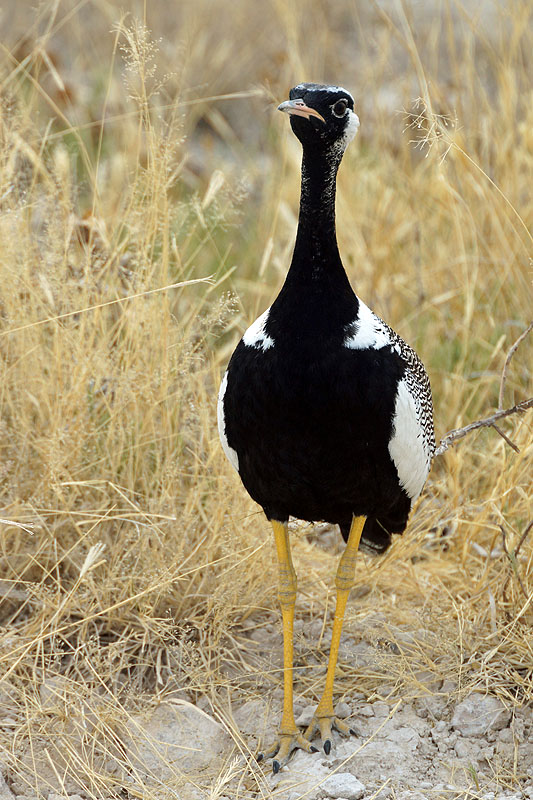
[{"left": 0, "top": 1, "right": 531, "bottom": 798}]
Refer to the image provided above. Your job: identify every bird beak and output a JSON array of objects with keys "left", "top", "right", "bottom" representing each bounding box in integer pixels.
[{"left": 277, "top": 98, "right": 325, "bottom": 124}]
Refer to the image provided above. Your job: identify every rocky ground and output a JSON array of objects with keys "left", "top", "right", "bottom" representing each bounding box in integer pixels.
[{"left": 2, "top": 611, "right": 531, "bottom": 800}]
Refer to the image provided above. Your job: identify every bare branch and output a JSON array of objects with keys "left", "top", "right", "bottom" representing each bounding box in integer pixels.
[
  {"left": 435, "top": 398, "right": 533, "bottom": 456},
  {"left": 515, "top": 522, "right": 533, "bottom": 559},
  {"left": 500, "top": 522, "right": 531, "bottom": 600},
  {"left": 498, "top": 321, "right": 533, "bottom": 410},
  {"left": 491, "top": 423, "right": 520, "bottom": 454}
]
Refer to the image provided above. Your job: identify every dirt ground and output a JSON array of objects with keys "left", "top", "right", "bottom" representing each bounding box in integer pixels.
[{"left": 2, "top": 577, "right": 532, "bottom": 800}]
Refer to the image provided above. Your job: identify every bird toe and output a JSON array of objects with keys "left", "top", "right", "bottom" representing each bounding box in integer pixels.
[
  {"left": 303, "top": 713, "right": 358, "bottom": 753},
  {"left": 257, "top": 731, "right": 318, "bottom": 773}
]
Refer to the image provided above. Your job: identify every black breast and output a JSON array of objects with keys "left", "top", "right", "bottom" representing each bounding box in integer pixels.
[{"left": 223, "top": 318, "right": 410, "bottom": 531}]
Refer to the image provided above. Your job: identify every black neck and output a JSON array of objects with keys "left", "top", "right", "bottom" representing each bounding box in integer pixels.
[{"left": 283, "top": 145, "right": 353, "bottom": 293}]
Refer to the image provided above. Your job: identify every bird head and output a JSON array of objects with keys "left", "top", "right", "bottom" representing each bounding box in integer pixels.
[{"left": 278, "top": 83, "right": 360, "bottom": 154}]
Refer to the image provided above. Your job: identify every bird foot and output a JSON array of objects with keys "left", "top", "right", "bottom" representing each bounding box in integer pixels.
[
  {"left": 303, "top": 713, "right": 358, "bottom": 755},
  {"left": 257, "top": 731, "right": 319, "bottom": 774}
]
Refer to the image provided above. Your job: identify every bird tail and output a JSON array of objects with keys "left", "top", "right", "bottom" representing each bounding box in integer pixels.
[
  {"left": 341, "top": 511, "right": 409, "bottom": 554},
  {"left": 359, "top": 516, "right": 393, "bottom": 554}
]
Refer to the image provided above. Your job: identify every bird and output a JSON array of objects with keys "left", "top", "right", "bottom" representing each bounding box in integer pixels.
[{"left": 217, "top": 83, "right": 435, "bottom": 773}]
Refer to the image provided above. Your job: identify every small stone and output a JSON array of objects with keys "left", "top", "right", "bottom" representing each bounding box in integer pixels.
[
  {"left": 372, "top": 701, "right": 390, "bottom": 718},
  {"left": 454, "top": 738, "right": 480, "bottom": 760},
  {"left": 0, "top": 774, "right": 14, "bottom": 800},
  {"left": 375, "top": 789, "right": 392, "bottom": 800},
  {"left": 355, "top": 705, "right": 374, "bottom": 717},
  {"left": 451, "top": 694, "right": 511, "bottom": 737},
  {"left": 336, "top": 701, "right": 351, "bottom": 719},
  {"left": 234, "top": 698, "right": 273, "bottom": 738},
  {"left": 39, "top": 677, "right": 68, "bottom": 710},
  {"left": 295, "top": 704, "right": 316, "bottom": 727},
  {"left": 417, "top": 694, "right": 447, "bottom": 721},
  {"left": 321, "top": 772, "right": 365, "bottom": 800},
  {"left": 49, "top": 796, "right": 83, "bottom": 800}
]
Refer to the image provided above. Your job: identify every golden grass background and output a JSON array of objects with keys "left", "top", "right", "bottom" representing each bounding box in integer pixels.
[{"left": 0, "top": 0, "right": 531, "bottom": 797}]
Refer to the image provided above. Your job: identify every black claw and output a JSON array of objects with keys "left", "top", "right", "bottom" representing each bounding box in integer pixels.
[
  {"left": 257, "top": 752, "right": 264, "bottom": 762},
  {"left": 323, "top": 739, "right": 331, "bottom": 755},
  {"left": 310, "top": 745, "right": 319, "bottom": 753},
  {"left": 273, "top": 760, "right": 281, "bottom": 775},
  {"left": 349, "top": 728, "right": 357, "bottom": 736}
]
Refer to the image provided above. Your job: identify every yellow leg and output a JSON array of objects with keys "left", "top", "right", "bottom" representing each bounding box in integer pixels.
[
  {"left": 258, "top": 520, "right": 318, "bottom": 773},
  {"left": 304, "top": 515, "right": 366, "bottom": 753}
]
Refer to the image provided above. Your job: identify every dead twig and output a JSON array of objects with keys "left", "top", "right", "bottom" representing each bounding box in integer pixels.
[
  {"left": 437, "top": 322, "right": 532, "bottom": 456},
  {"left": 501, "top": 521, "right": 533, "bottom": 600},
  {"left": 435, "top": 398, "right": 533, "bottom": 456},
  {"left": 498, "top": 321, "right": 533, "bottom": 410},
  {"left": 490, "top": 423, "right": 520, "bottom": 454}
]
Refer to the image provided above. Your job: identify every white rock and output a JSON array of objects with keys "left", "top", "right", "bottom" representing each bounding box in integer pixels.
[
  {"left": 454, "top": 737, "right": 481, "bottom": 760},
  {"left": 321, "top": 773, "right": 365, "bottom": 799},
  {"left": 355, "top": 704, "right": 374, "bottom": 717},
  {"left": 234, "top": 697, "right": 273, "bottom": 738},
  {"left": 295, "top": 703, "right": 316, "bottom": 727},
  {"left": 386, "top": 726, "right": 419, "bottom": 749},
  {"left": 416, "top": 693, "right": 447, "bottom": 720},
  {"left": 271, "top": 750, "right": 329, "bottom": 800},
  {"left": 49, "top": 796, "right": 84, "bottom": 800},
  {"left": 372, "top": 702, "right": 390, "bottom": 718},
  {"left": 375, "top": 789, "right": 393, "bottom": 800},
  {"left": 124, "top": 701, "right": 232, "bottom": 782},
  {"left": 451, "top": 694, "right": 511, "bottom": 737},
  {"left": 335, "top": 702, "right": 351, "bottom": 719},
  {"left": 0, "top": 774, "right": 14, "bottom": 800}
]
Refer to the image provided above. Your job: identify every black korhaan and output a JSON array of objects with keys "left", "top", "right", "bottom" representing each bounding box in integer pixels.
[{"left": 218, "top": 83, "right": 435, "bottom": 772}]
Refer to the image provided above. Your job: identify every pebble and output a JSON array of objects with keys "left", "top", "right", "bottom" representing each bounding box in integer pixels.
[
  {"left": 454, "top": 738, "right": 480, "bottom": 759},
  {"left": 356, "top": 705, "right": 374, "bottom": 717},
  {"left": 451, "top": 693, "right": 511, "bottom": 736},
  {"left": 336, "top": 701, "right": 351, "bottom": 718},
  {"left": 0, "top": 774, "right": 14, "bottom": 800},
  {"left": 321, "top": 773, "right": 365, "bottom": 800},
  {"left": 295, "top": 704, "right": 315, "bottom": 727},
  {"left": 372, "top": 701, "right": 390, "bottom": 718},
  {"left": 374, "top": 789, "right": 392, "bottom": 800},
  {"left": 49, "top": 796, "right": 84, "bottom": 800}
]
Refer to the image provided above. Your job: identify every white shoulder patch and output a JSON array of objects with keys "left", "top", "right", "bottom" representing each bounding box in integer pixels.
[
  {"left": 242, "top": 308, "right": 274, "bottom": 351},
  {"left": 217, "top": 372, "right": 239, "bottom": 472},
  {"left": 388, "top": 377, "right": 431, "bottom": 500},
  {"left": 344, "top": 300, "right": 392, "bottom": 350}
]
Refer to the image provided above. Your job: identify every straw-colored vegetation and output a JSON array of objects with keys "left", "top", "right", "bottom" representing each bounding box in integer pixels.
[{"left": 0, "top": 1, "right": 531, "bottom": 798}]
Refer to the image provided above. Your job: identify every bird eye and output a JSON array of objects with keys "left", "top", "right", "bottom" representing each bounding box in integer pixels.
[{"left": 332, "top": 99, "right": 348, "bottom": 117}]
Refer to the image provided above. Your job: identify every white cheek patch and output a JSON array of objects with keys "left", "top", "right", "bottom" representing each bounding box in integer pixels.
[
  {"left": 242, "top": 308, "right": 274, "bottom": 350},
  {"left": 217, "top": 372, "right": 239, "bottom": 472},
  {"left": 341, "top": 110, "right": 360, "bottom": 147}
]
